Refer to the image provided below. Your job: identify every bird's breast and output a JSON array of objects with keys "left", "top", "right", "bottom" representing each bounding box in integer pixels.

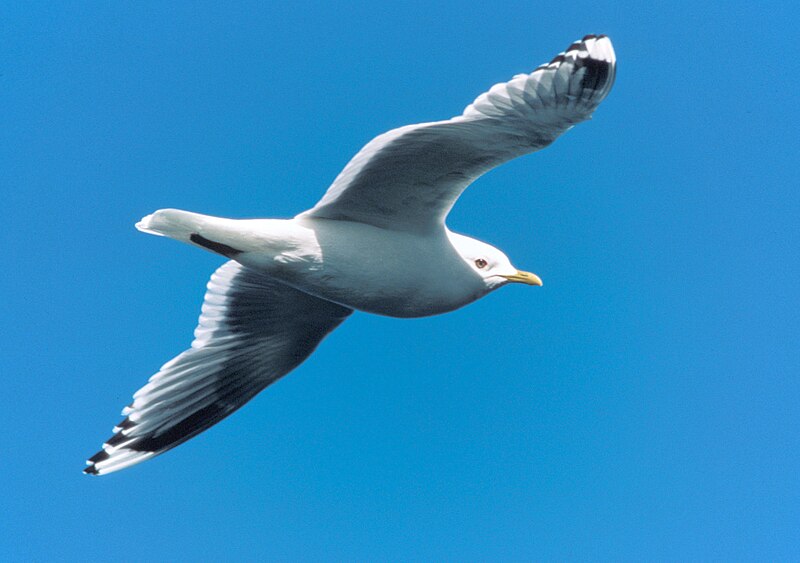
[{"left": 242, "top": 219, "right": 487, "bottom": 318}]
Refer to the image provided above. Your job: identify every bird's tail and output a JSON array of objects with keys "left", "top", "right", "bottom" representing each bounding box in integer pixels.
[
  {"left": 136, "top": 208, "right": 208, "bottom": 242},
  {"left": 141, "top": 209, "right": 256, "bottom": 258},
  {"left": 136, "top": 209, "right": 246, "bottom": 258}
]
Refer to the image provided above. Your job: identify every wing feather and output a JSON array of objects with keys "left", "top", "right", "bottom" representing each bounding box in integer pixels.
[
  {"left": 300, "top": 35, "right": 615, "bottom": 233},
  {"left": 84, "top": 261, "right": 352, "bottom": 475}
]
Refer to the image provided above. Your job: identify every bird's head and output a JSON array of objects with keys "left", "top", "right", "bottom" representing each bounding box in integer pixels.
[{"left": 448, "top": 231, "right": 542, "bottom": 291}]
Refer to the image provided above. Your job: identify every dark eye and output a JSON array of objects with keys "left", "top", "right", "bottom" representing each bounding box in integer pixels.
[{"left": 475, "top": 258, "right": 488, "bottom": 269}]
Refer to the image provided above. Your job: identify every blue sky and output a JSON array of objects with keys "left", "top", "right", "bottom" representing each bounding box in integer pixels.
[{"left": 2, "top": 1, "right": 798, "bottom": 560}]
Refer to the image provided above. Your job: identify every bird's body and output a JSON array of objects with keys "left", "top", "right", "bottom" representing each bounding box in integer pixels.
[
  {"left": 85, "top": 35, "right": 616, "bottom": 475},
  {"left": 140, "top": 210, "right": 496, "bottom": 317}
]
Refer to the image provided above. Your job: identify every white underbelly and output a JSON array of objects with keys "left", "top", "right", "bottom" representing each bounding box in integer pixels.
[{"left": 238, "top": 219, "right": 486, "bottom": 318}]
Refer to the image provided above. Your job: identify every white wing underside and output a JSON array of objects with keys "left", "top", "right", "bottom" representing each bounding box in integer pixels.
[
  {"left": 299, "top": 35, "right": 616, "bottom": 233},
  {"left": 85, "top": 261, "right": 352, "bottom": 475}
]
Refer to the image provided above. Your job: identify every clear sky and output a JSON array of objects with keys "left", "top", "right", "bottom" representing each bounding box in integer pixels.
[{"left": 2, "top": 1, "right": 798, "bottom": 560}]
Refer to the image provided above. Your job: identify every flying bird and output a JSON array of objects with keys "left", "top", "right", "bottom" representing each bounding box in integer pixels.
[{"left": 85, "top": 35, "right": 616, "bottom": 475}]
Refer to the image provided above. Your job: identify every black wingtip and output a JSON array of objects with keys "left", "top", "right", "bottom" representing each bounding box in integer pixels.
[
  {"left": 84, "top": 449, "right": 109, "bottom": 475},
  {"left": 88, "top": 450, "right": 110, "bottom": 464},
  {"left": 578, "top": 55, "right": 612, "bottom": 92},
  {"left": 116, "top": 418, "right": 135, "bottom": 431},
  {"left": 105, "top": 432, "right": 129, "bottom": 448}
]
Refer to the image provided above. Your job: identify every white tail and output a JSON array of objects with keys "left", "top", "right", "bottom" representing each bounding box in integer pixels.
[
  {"left": 136, "top": 208, "right": 210, "bottom": 242},
  {"left": 136, "top": 208, "right": 251, "bottom": 258}
]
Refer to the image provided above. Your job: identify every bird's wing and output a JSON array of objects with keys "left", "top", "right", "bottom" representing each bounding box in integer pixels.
[
  {"left": 299, "top": 35, "right": 616, "bottom": 233},
  {"left": 84, "top": 261, "right": 352, "bottom": 475}
]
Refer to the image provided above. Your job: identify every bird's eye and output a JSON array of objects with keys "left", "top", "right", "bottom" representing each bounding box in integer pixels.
[{"left": 475, "top": 258, "right": 488, "bottom": 269}]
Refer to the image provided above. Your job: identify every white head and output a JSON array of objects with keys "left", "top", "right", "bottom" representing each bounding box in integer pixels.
[{"left": 448, "top": 231, "right": 542, "bottom": 291}]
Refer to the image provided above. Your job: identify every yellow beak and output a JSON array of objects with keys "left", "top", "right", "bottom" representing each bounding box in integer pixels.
[{"left": 500, "top": 270, "right": 543, "bottom": 286}]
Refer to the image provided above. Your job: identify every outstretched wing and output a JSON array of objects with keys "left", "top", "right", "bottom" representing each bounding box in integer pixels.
[
  {"left": 299, "top": 35, "right": 616, "bottom": 233},
  {"left": 84, "top": 261, "right": 352, "bottom": 475}
]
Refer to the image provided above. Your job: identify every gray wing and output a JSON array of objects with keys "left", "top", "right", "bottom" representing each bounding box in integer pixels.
[
  {"left": 299, "top": 35, "right": 616, "bottom": 233},
  {"left": 84, "top": 261, "right": 352, "bottom": 475}
]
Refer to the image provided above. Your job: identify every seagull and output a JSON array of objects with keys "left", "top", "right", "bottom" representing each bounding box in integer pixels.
[{"left": 85, "top": 35, "right": 616, "bottom": 475}]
